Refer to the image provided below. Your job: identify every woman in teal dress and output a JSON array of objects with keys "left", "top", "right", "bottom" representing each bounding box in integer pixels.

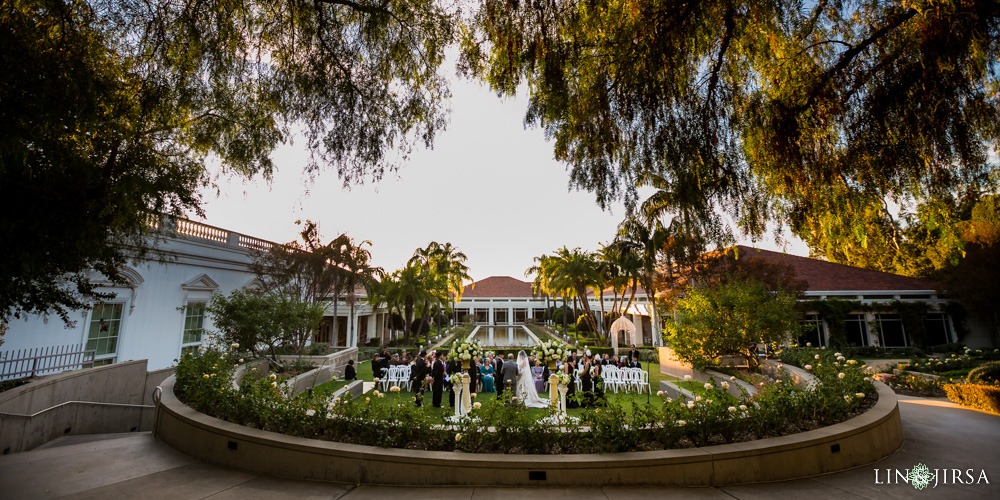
[{"left": 479, "top": 355, "right": 496, "bottom": 392}]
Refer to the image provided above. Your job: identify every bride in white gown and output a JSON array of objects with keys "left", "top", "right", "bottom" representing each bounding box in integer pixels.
[{"left": 516, "top": 350, "right": 549, "bottom": 408}]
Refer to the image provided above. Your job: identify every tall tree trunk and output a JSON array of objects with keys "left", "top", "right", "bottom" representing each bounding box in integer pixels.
[
  {"left": 574, "top": 285, "right": 599, "bottom": 340},
  {"left": 598, "top": 287, "right": 607, "bottom": 344},
  {"left": 404, "top": 297, "right": 414, "bottom": 343},
  {"left": 330, "top": 275, "right": 340, "bottom": 345}
]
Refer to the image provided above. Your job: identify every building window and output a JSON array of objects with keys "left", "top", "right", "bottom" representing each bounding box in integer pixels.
[
  {"left": 494, "top": 309, "right": 508, "bottom": 324},
  {"left": 180, "top": 302, "right": 206, "bottom": 357},
  {"left": 798, "top": 314, "right": 825, "bottom": 347},
  {"left": 844, "top": 314, "right": 869, "bottom": 347},
  {"left": 876, "top": 314, "right": 908, "bottom": 347},
  {"left": 86, "top": 303, "right": 124, "bottom": 366},
  {"left": 474, "top": 308, "right": 489, "bottom": 323},
  {"left": 513, "top": 308, "right": 528, "bottom": 323},
  {"left": 924, "top": 313, "right": 953, "bottom": 346}
]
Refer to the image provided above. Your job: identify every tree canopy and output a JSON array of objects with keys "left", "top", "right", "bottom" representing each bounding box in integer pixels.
[
  {"left": 461, "top": 0, "right": 1000, "bottom": 253},
  {"left": 1, "top": 0, "right": 455, "bottom": 323}
]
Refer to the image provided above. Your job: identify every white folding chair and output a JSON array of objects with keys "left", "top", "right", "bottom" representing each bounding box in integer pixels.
[
  {"left": 397, "top": 365, "right": 411, "bottom": 391},
  {"left": 603, "top": 366, "right": 619, "bottom": 393},
  {"left": 634, "top": 369, "right": 650, "bottom": 394},
  {"left": 381, "top": 366, "right": 396, "bottom": 391}
]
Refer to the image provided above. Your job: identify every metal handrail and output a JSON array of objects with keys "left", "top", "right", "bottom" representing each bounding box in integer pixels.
[{"left": 0, "top": 400, "right": 154, "bottom": 419}]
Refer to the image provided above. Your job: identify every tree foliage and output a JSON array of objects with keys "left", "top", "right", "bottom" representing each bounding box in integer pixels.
[
  {"left": 205, "top": 289, "right": 324, "bottom": 364},
  {"left": 370, "top": 241, "right": 468, "bottom": 343},
  {"left": 667, "top": 278, "right": 801, "bottom": 370},
  {"left": 461, "top": 0, "right": 1000, "bottom": 256},
  {"left": 2, "top": 0, "right": 455, "bottom": 323}
]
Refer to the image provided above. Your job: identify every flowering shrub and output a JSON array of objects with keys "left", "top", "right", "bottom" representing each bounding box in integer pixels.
[{"left": 173, "top": 345, "right": 877, "bottom": 454}]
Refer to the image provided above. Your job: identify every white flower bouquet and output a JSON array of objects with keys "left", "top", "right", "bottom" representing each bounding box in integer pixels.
[
  {"left": 556, "top": 371, "right": 572, "bottom": 386},
  {"left": 450, "top": 340, "right": 482, "bottom": 363},
  {"left": 533, "top": 340, "right": 567, "bottom": 365}
]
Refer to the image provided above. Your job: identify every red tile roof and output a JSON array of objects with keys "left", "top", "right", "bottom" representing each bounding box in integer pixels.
[
  {"left": 461, "top": 276, "right": 534, "bottom": 298},
  {"left": 731, "top": 246, "right": 937, "bottom": 292}
]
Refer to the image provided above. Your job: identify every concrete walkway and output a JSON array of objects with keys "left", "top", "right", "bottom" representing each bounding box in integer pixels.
[{"left": 1, "top": 396, "right": 997, "bottom": 499}]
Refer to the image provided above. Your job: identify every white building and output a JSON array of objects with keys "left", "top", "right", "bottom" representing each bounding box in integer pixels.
[
  {"left": 453, "top": 276, "right": 657, "bottom": 345},
  {"left": 3, "top": 218, "right": 389, "bottom": 371}
]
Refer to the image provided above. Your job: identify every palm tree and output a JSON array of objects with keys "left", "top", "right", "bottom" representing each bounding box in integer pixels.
[
  {"left": 409, "top": 241, "right": 472, "bottom": 334},
  {"left": 548, "top": 246, "right": 602, "bottom": 340},
  {"left": 369, "top": 264, "right": 443, "bottom": 344},
  {"left": 525, "top": 254, "right": 553, "bottom": 324},
  {"left": 616, "top": 215, "right": 671, "bottom": 347},
  {"left": 340, "top": 240, "right": 384, "bottom": 347}
]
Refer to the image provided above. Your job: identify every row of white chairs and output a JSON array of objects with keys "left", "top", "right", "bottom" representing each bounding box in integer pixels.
[
  {"left": 597, "top": 366, "right": 650, "bottom": 394},
  {"left": 380, "top": 365, "right": 412, "bottom": 391}
]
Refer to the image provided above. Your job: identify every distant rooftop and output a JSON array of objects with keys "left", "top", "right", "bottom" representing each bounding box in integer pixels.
[
  {"left": 731, "top": 246, "right": 938, "bottom": 292},
  {"left": 460, "top": 276, "right": 533, "bottom": 298}
]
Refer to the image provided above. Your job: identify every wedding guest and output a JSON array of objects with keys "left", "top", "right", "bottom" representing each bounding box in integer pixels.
[
  {"left": 533, "top": 360, "right": 545, "bottom": 393},
  {"left": 495, "top": 354, "right": 507, "bottom": 396},
  {"left": 580, "top": 354, "right": 594, "bottom": 407},
  {"left": 446, "top": 355, "right": 461, "bottom": 407},
  {"left": 390, "top": 353, "right": 401, "bottom": 366},
  {"left": 593, "top": 356, "right": 606, "bottom": 404},
  {"left": 628, "top": 344, "right": 641, "bottom": 365},
  {"left": 431, "top": 352, "right": 446, "bottom": 408},
  {"left": 564, "top": 357, "right": 579, "bottom": 409},
  {"left": 630, "top": 356, "right": 642, "bottom": 369},
  {"left": 601, "top": 353, "right": 611, "bottom": 366},
  {"left": 470, "top": 357, "right": 480, "bottom": 392},
  {"left": 480, "top": 356, "right": 496, "bottom": 393},
  {"left": 378, "top": 347, "right": 391, "bottom": 377},
  {"left": 411, "top": 351, "right": 429, "bottom": 406},
  {"left": 344, "top": 359, "right": 357, "bottom": 381}
]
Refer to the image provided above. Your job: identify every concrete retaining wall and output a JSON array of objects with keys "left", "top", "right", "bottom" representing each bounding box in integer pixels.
[
  {"left": 0, "top": 361, "right": 159, "bottom": 454},
  {"left": 156, "top": 375, "right": 903, "bottom": 487}
]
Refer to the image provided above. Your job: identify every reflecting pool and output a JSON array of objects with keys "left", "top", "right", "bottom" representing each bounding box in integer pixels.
[{"left": 467, "top": 326, "right": 537, "bottom": 347}]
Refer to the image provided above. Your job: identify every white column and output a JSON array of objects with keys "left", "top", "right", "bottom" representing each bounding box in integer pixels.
[
  {"left": 632, "top": 314, "right": 642, "bottom": 346},
  {"left": 508, "top": 306, "right": 514, "bottom": 325},
  {"left": 367, "top": 314, "right": 377, "bottom": 344},
  {"left": 488, "top": 307, "right": 494, "bottom": 325}
]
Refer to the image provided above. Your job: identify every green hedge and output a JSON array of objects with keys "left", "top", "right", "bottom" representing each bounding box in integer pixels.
[{"left": 944, "top": 383, "right": 1000, "bottom": 414}]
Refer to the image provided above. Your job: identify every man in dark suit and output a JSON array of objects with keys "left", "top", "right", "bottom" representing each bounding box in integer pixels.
[
  {"left": 630, "top": 356, "right": 642, "bottom": 369},
  {"left": 446, "top": 356, "right": 461, "bottom": 407},
  {"left": 431, "top": 352, "right": 446, "bottom": 408},
  {"left": 411, "top": 351, "right": 428, "bottom": 406},
  {"left": 494, "top": 354, "right": 506, "bottom": 396},
  {"left": 628, "top": 344, "right": 641, "bottom": 366},
  {"left": 500, "top": 353, "right": 519, "bottom": 399}
]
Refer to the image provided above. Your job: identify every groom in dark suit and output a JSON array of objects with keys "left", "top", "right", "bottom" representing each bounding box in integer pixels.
[{"left": 500, "top": 353, "right": 519, "bottom": 399}]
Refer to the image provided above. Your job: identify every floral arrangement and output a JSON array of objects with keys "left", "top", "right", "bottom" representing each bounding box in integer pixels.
[
  {"left": 450, "top": 340, "right": 482, "bottom": 362},
  {"left": 556, "top": 371, "right": 572, "bottom": 386},
  {"left": 533, "top": 340, "right": 567, "bottom": 365}
]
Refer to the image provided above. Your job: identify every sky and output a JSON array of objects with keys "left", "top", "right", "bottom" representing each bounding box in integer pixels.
[{"left": 193, "top": 75, "right": 809, "bottom": 283}]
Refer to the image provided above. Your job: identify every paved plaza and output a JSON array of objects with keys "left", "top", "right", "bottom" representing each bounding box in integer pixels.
[{"left": 1, "top": 395, "right": 997, "bottom": 499}]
